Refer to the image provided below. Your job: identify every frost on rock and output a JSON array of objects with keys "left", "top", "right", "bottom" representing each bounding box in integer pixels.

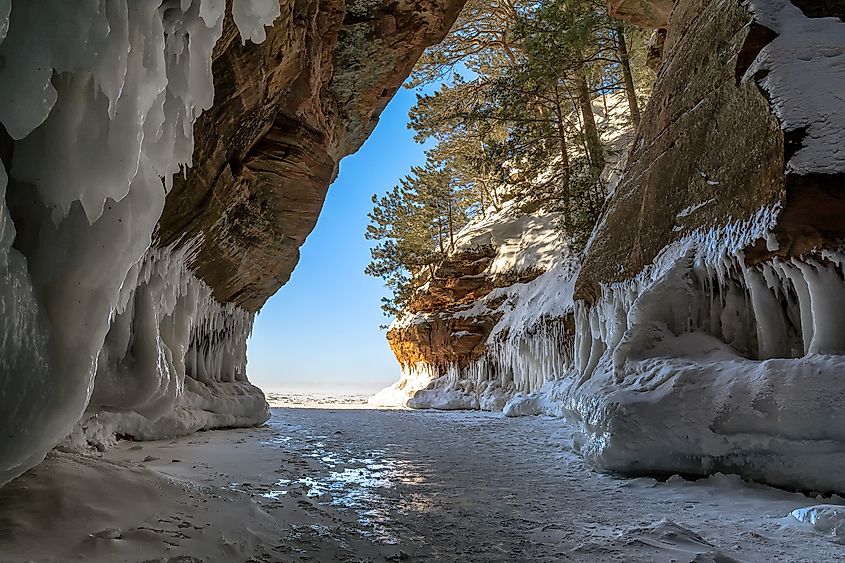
[{"left": 0, "top": 1, "right": 271, "bottom": 486}]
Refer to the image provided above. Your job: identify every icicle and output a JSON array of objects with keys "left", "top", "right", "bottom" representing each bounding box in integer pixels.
[
  {"left": 232, "top": 0, "right": 281, "bottom": 44},
  {"left": 0, "top": 0, "right": 275, "bottom": 486},
  {"left": 743, "top": 264, "right": 789, "bottom": 359},
  {"left": 797, "top": 259, "right": 845, "bottom": 354}
]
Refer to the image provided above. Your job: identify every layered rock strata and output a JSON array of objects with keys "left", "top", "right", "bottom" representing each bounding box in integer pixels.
[{"left": 377, "top": 94, "right": 632, "bottom": 410}]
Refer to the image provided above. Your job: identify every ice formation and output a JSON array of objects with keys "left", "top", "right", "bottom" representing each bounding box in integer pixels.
[
  {"left": 369, "top": 362, "right": 441, "bottom": 408},
  {"left": 791, "top": 505, "right": 845, "bottom": 541},
  {"left": 507, "top": 215, "right": 845, "bottom": 491},
  {"left": 388, "top": 196, "right": 845, "bottom": 492},
  {"left": 373, "top": 93, "right": 630, "bottom": 411},
  {"left": 373, "top": 205, "right": 580, "bottom": 410},
  {"left": 0, "top": 1, "right": 279, "bottom": 485},
  {"left": 377, "top": 2, "right": 845, "bottom": 492},
  {"left": 232, "top": 0, "right": 281, "bottom": 44}
]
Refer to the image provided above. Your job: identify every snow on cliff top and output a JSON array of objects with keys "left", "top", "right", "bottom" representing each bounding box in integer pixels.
[
  {"left": 452, "top": 205, "right": 571, "bottom": 275},
  {"left": 746, "top": 0, "right": 845, "bottom": 174},
  {"left": 393, "top": 91, "right": 636, "bottom": 331}
]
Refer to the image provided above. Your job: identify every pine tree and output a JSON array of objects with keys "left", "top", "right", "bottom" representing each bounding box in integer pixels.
[
  {"left": 366, "top": 0, "right": 656, "bottom": 315},
  {"left": 365, "top": 156, "right": 474, "bottom": 316}
]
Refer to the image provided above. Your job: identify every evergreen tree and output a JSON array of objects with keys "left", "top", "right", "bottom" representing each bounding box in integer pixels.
[
  {"left": 365, "top": 0, "right": 656, "bottom": 316},
  {"left": 365, "top": 157, "right": 473, "bottom": 316}
]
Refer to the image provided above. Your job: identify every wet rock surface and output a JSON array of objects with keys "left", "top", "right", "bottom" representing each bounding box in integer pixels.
[{"left": 576, "top": 0, "right": 785, "bottom": 301}]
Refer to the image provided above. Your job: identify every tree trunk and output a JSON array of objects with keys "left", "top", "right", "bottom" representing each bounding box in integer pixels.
[
  {"left": 576, "top": 69, "right": 604, "bottom": 173},
  {"left": 553, "top": 84, "right": 572, "bottom": 233},
  {"left": 615, "top": 24, "right": 641, "bottom": 129},
  {"left": 447, "top": 197, "right": 455, "bottom": 250},
  {"left": 475, "top": 128, "right": 501, "bottom": 212},
  {"left": 601, "top": 67, "right": 608, "bottom": 115},
  {"left": 436, "top": 214, "right": 445, "bottom": 255}
]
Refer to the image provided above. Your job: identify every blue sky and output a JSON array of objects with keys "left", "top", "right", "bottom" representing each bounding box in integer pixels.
[{"left": 246, "top": 83, "right": 431, "bottom": 394}]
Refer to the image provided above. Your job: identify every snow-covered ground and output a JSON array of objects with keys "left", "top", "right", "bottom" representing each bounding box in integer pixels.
[{"left": 1, "top": 407, "right": 843, "bottom": 562}]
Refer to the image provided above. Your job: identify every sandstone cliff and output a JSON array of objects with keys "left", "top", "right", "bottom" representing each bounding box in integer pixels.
[
  {"left": 375, "top": 93, "right": 633, "bottom": 409},
  {"left": 157, "top": 0, "right": 465, "bottom": 312},
  {"left": 79, "top": 0, "right": 466, "bottom": 444},
  {"left": 0, "top": 0, "right": 463, "bottom": 486},
  {"left": 382, "top": 0, "right": 845, "bottom": 493}
]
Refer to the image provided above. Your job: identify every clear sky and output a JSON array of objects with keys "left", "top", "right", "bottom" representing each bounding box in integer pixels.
[{"left": 246, "top": 82, "right": 431, "bottom": 394}]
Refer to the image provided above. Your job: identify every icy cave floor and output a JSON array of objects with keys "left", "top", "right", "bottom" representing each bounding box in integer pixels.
[{"left": 1, "top": 408, "right": 844, "bottom": 562}]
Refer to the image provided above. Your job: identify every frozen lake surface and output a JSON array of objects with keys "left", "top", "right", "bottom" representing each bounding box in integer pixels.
[
  {"left": 256, "top": 407, "right": 844, "bottom": 562},
  {"left": 1, "top": 406, "right": 844, "bottom": 562}
]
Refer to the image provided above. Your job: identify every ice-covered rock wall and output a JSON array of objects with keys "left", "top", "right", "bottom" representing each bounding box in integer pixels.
[
  {"left": 551, "top": 0, "right": 845, "bottom": 492},
  {"left": 382, "top": 0, "right": 845, "bottom": 493},
  {"left": 0, "top": 0, "right": 464, "bottom": 486},
  {"left": 375, "top": 93, "right": 633, "bottom": 410},
  {"left": 0, "top": 0, "right": 277, "bottom": 486},
  {"left": 66, "top": 243, "right": 269, "bottom": 450}
]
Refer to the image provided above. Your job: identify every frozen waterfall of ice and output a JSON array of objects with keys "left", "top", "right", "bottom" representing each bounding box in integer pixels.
[{"left": 0, "top": 0, "right": 279, "bottom": 486}]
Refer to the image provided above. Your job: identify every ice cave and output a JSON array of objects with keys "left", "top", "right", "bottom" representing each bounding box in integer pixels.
[{"left": 0, "top": 0, "right": 843, "bottom": 561}]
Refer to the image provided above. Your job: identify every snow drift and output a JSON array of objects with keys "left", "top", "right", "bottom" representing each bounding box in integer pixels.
[{"left": 509, "top": 216, "right": 845, "bottom": 492}]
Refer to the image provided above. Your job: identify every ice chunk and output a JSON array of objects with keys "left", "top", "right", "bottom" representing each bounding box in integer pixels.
[
  {"left": 791, "top": 506, "right": 845, "bottom": 540},
  {"left": 369, "top": 362, "right": 437, "bottom": 408}
]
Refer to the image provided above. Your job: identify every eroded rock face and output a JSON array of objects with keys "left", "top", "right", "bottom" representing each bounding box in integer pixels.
[
  {"left": 562, "top": 0, "right": 845, "bottom": 492},
  {"left": 375, "top": 207, "right": 579, "bottom": 410},
  {"left": 82, "top": 0, "right": 466, "bottom": 440},
  {"left": 586, "top": 0, "right": 845, "bottom": 295},
  {"left": 607, "top": 0, "right": 672, "bottom": 28},
  {"left": 577, "top": 0, "right": 785, "bottom": 303},
  {"left": 158, "top": 0, "right": 465, "bottom": 312},
  {"left": 387, "top": 247, "right": 514, "bottom": 369}
]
